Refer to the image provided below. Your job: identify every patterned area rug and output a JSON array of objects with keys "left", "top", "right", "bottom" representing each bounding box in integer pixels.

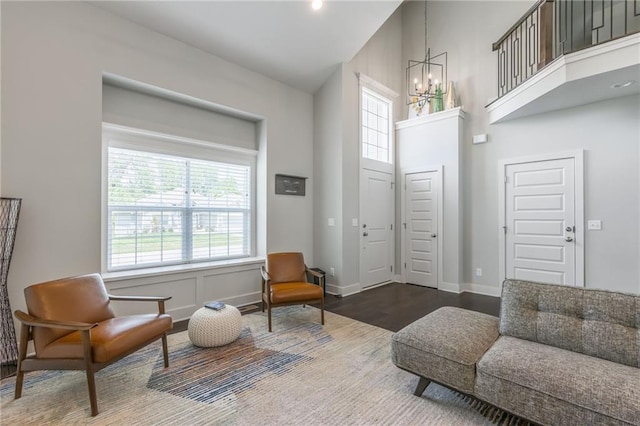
[{"left": 0, "top": 307, "right": 530, "bottom": 425}]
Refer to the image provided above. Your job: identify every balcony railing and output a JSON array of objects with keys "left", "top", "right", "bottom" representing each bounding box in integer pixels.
[{"left": 493, "top": 0, "right": 640, "bottom": 98}]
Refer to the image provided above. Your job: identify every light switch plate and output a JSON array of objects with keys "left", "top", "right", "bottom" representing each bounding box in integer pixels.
[
  {"left": 328, "top": 218, "right": 335, "bottom": 227},
  {"left": 352, "top": 218, "right": 358, "bottom": 227},
  {"left": 587, "top": 220, "right": 602, "bottom": 230}
]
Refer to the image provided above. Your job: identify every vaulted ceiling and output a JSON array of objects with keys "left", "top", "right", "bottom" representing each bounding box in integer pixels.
[{"left": 92, "top": 1, "right": 403, "bottom": 93}]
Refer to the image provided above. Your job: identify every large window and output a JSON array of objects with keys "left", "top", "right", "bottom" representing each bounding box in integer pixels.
[
  {"left": 361, "top": 87, "right": 392, "bottom": 164},
  {"left": 106, "top": 138, "right": 253, "bottom": 271}
]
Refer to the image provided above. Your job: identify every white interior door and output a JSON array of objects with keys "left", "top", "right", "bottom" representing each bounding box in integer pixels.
[
  {"left": 360, "top": 168, "right": 393, "bottom": 287},
  {"left": 505, "top": 158, "right": 578, "bottom": 285},
  {"left": 405, "top": 171, "right": 439, "bottom": 288}
]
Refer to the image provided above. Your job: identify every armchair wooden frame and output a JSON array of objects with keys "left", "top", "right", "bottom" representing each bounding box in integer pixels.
[
  {"left": 14, "top": 294, "right": 171, "bottom": 417},
  {"left": 261, "top": 265, "right": 325, "bottom": 332}
]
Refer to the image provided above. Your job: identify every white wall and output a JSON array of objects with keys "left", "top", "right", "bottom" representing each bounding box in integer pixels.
[
  {"left": 1, "top": 1, "right": 314, "bottom": 319},
  {"left": 403, "top": 1, "right": 640, "bottom": 294},
  {"left": 313, "top": 68, "right": 344, "bottom": 290},
  {"left": 396, "top": 110, "right": 464, "bottom": 289}
]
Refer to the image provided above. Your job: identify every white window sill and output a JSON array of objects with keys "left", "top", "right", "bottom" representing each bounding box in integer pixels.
[{"left": 102, "top": 257, "right": 265, "bottom": 282}]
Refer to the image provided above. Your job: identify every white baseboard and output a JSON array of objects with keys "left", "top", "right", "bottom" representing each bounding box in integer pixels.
[
  {"left": 461, "top": 283, "right": 501, "bottom": 297},
  {"left": 362, "top": 281, "right": 391, "bottom": 292},
  {"left": 393, "top": 274, "right": 404, "bottom": 283},
  {"left": 439, "top": 281, "right": 461, "bottom": 293},
  {"left": 326, "top": 282, "right": 361, "bottom": 297}
]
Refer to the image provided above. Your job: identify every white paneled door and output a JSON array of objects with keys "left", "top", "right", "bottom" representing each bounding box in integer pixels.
[
  {"left": 405, "top": 171, "right": 439, "bottom": 288},
  {"left": 504, "top": 157, "right": 578, "bottom": 285},
  {"left": 360, "top": 168, "right": 393, "bottom": 288}
]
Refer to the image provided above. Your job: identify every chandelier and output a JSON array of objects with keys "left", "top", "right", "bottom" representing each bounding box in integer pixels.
[{"left": 406, "top": 0, "right": 447, "bottom": 108}]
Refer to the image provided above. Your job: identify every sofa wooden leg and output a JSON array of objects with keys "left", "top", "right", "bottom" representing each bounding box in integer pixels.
[{"left": 414, "top": 377, "right": 431, "bottom": 396}]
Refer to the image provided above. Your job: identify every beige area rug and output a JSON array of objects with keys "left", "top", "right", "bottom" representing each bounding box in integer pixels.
[{"left": 0, "top": 307, "right": 528, "bottom": 425}]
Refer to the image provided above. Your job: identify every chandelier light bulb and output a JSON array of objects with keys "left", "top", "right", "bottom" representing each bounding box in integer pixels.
[{"left": 312, "top": 0, "right": 323, "bottom": 11}]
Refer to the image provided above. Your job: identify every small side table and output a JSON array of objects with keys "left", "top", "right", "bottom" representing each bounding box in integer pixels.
[{"left": 188, "top": 305, "right": 242, "bottom": 347}]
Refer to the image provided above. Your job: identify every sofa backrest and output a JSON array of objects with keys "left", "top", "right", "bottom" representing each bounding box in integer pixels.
[{"left": 500, "top": 279, "right": 639, "bottom": 368}]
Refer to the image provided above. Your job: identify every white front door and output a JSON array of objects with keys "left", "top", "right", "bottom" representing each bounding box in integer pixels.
[
  {"left": 360, "top": 168, "right": 393, "bottom": 287},
  {"left": 405, "top": 171, "right": 439, "bottom": 288},
  {"left": 504, "top": 157, "right": 579, "bottom": 285}
]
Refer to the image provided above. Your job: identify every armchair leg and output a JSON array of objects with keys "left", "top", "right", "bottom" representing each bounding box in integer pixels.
[
  {"left": 14, "top": 323, "right": 29, "bottom": 399},
  {"left": 268, "top": 304, "right": 272, "bottom": 332},
  {"left": 321, "top": 297, "right": 325, "bottom": 325},
  {"left": 81, "top": 330, "right": 99, "bottom": 416},
  {"left": 161, "top": 333, "right": 169, "bottom": 368},
  {"left": 86, "top": 368, "right": 98, "bottom": 416}
]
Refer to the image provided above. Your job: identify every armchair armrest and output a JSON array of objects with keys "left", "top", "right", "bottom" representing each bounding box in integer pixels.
[
  {"left": 305, "top": 268, "right": 324, "bottom": 279},
  {"left": 108, "top": 295, "right": 171, "bottom": 302},
  {"left": 260, "top": 266, "right": 271, "bottom": 283},
  {"left": 14, "top": 310, "right": 97, "bottom": 331},
  {"left": 108, "top": 294, "right": 171, "bottom": 315},
  {"left": 305, "top": 267, "right": 326, "bottom": 290}
]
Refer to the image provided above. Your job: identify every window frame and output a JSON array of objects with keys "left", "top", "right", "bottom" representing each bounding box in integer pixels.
[
  {"left": 102, "top": 123, "right": 257, "bottom": 273},
  {"left": 358, "top": 74, "right": 397, "bottom": 174}
]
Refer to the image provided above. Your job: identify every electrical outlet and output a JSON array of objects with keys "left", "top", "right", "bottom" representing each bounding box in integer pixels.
[
  {"left": 330, "top": 267, "right": 335, "bottom": 276},
  {"left": 588, "top": 220, "right": 602, "bottom": 230},
  {"left": 475, "top": 268, "right": 483, "bottom": 277}
]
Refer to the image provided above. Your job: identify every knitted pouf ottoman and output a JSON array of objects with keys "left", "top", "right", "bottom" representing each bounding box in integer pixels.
[{"left": 188, "top": 305, "right": 243, "bottom": 347}]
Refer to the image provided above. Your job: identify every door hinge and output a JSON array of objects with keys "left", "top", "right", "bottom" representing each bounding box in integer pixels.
[
  {"left": 404, "top": 262, "right": 407, "bottom": 269},
  {"left": 391, "top": 182, "right": 394, "bottom": 189},
  {"left": 502, "top": 225, "right": 507, "bottom": 234},
  {"left": 504, "top": 175, "right": 508, "bottom": 183},
  {"left": 403, "top": 222, "right": 407, "bottom": 229},
  {"left": 390, "top": 265, "right": 393, "bottom": 272},
  {"left": 390, "top": 224, "right": 393, "bottom": 230}
]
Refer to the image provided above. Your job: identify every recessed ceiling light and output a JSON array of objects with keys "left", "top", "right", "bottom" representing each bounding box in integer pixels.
[
  {"left": 610, "top": 80, "right": 636, "bottom": 89},
  {"left": 312, "top": 0, "right": 323, "bottom": 11}
]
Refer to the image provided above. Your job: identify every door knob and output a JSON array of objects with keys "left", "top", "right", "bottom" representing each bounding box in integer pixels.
[
  {"left": 363, "top": 232, "right": 369, "bottom": 237},
  {"left": 431, "top": 233, "right": 437, "bottom": 238},
  {"left": 565, "top": 236, "right": 573, "bottom": 242}
]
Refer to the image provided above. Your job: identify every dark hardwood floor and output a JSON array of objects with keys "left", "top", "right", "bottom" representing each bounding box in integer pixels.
[
  {"left": 314, "top": 282, "right": 500, "bottom": 332},
  {"left": 172, "top": 282, "right": 500, "bottom": 334}
]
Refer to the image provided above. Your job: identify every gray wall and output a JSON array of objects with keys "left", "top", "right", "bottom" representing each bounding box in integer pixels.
[
  {"left": 1, "top": 2, "right": 314, "bottom": 315},
  {"left": 312, "top": 8, "right": 403, "bottom": 293},
  {"left": 403, "top": 1, "right": 640, "bottom": 294}
]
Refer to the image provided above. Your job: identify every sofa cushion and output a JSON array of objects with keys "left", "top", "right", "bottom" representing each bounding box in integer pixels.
[
  {"left": 500, "top": 279, "right": 640, "bottom": 367},
  {"left": 391, "top": 307, "right": 499, "bottom": 394},
  {"left": 476, "top": 336, "right": 640, "bottom": 425}
]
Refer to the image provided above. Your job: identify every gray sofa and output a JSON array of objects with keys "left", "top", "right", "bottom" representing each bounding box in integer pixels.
[{"left": 391, "top": 279, "right": 640, "bottom": 425}]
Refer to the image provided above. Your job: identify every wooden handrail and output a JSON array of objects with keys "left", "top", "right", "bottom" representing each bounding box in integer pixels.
[{"left": 492, "top": 0, "right": 554, "bottom": 51}]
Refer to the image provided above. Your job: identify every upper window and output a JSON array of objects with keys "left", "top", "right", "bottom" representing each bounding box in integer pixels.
[
  {"left": 361, "top": 87, "right": 392, "bottom": 164},
  {"left": 105, "top": 130, "right": 254, "bottom": 271}
]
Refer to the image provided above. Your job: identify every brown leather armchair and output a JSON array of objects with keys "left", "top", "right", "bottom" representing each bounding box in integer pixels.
[
  {"left": 261, "top": 252, "right": 324, "bottom": 332},
  {"left": 13, "top": 273, "right": 173, "bottom": 416}
]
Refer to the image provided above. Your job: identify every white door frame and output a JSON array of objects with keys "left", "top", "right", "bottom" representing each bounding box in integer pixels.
[
  {"left": 498, "top": 150, "right": 584, "bottom": 289},
  {"left": 359, "top": 167, "right": 395, "bottom": 289},
  {"left": 400, "top": 165, "right": 444, "bottom": 289}
]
